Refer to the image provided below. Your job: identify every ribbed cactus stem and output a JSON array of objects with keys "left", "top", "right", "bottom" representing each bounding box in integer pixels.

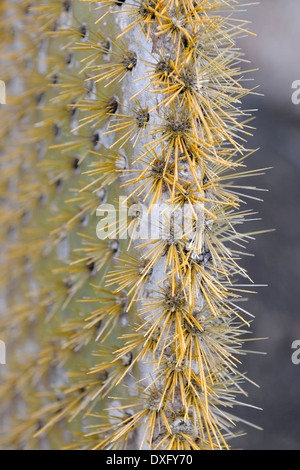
[{"left": 0, "top": 0, "right": 264, "bottom": 450}]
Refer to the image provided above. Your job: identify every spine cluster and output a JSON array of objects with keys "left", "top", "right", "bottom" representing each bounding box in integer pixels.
[{"left": 0, "top": 0, "right": 263, "bottom": 450}]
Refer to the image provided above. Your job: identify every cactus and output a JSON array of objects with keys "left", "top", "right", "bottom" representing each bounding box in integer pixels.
[{"left": 0, "top": 0, "right": 265, "bottom": 450}]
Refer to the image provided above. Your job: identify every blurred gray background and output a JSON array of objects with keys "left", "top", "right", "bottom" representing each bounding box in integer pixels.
[{"left": 233, "top": 0, "right": 300, "bottom": 450}]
